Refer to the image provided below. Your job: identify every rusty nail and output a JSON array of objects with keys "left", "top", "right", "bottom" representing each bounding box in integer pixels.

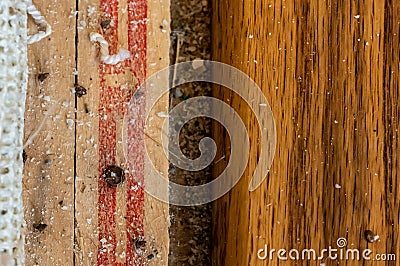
[{"left": 103, "top": 165, "right": 125, "bottom": 187}]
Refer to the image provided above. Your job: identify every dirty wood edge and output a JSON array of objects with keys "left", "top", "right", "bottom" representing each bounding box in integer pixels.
[{"left": 23, "top": 0, "right": 77, "bottom": 265}]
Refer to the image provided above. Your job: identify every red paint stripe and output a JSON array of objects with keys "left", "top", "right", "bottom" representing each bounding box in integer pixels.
[
  {"left": 98, "top": 81, "right": 118, "bottom": 265},
  {"left": 126, "top": 1, "right": 147, "bottom": 265},
  {"left": 97, "top": 0, "right": 147, "bottom": 265}
]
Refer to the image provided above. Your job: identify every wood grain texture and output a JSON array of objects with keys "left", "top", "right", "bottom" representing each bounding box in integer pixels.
[
  {"left": 24, "top": 0, "right": 170, "bottom": 265},
  {"left": 75, "top": 0, "right": 170, "bottom": 265},
  {"left": 75, "top": 1, "right": 101, "bottom": 264},
  {"left": 212, "top": 0, "right": 399, "bottom": 265},
  {"left": 23, "top": 0, "right": 76, "bottom": 265}
]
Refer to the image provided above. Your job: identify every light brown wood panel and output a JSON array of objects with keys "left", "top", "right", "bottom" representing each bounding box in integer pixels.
[
  {"left": 75, "top": 2, "right": 101, "bottom": 264},
  {"left": 23, "top": 0, "right": 76, "bottom": 265},
  {"left": 76, "top": 0, "right": 170, "bottom": 265},
  {"left": 212, "top": 0, "right": 399, "bottom": 265},
  {"left": 23, "top": 0, "right": 169, "bottom": 264},
  {"left": 144, "top": 0, "right": 171, "bottom": 264}
]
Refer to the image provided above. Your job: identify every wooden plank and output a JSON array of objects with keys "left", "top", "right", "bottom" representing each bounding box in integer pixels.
[
  {"left": 144, "top": 0, "right": 170, "bottom": 264},
  {"left": 23, "top": 0, "right": 76, "bottom": 265},
  {"left": 75, "top": 0, "right": 170, "bottom": 265},
  {"left": 212, "top": 0, "right": 399, "bottom": 265},
  {"left": 74, "top": 2, "right": 101, "bottom": 265}
]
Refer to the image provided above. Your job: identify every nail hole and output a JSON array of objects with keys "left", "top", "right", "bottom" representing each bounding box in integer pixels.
[
  {"left": 38, "top": 73, "right": 49, "bottom": 82},
  {"left": 33, "top": 223, "right": 48, "bottom": 232}
]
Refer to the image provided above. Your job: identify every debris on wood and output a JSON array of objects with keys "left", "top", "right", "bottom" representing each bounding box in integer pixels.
[
  {"left": 37, "top": 73, "right": 49, "bottom": 82},
  {"left": 364, "top": 230, "right": 379, "bottom": 243},
  {"left": 74, "top": 83, "right": 87, "bottom": 97},
  {"left": 169, "top": 0, "right": 212, "bottom": 264},
  {"left": 33, "top": 223, "right": 48, "bottom": 232},
  {"left": 100, "top": 19, "right": 112, "bottom": 32}
]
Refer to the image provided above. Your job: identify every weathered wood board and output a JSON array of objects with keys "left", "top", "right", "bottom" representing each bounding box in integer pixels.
[
  {"left": 212, "top": 0, "right": 399, "bottom": 265},
  {"left": 23, "top": 1, "right": 76, "bottom": 264},
  {"left": 23, "top": 0, "right": 170, "bottom": 265}
]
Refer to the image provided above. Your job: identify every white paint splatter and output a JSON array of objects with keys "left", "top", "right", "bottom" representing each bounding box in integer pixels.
[{"left": 157, "top": 111, "right": 169, "bottom": 118}]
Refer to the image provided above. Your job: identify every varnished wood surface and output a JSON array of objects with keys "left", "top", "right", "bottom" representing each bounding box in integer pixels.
[{"left": 212, "top": 1, "right": 399, "bottom": 265}]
